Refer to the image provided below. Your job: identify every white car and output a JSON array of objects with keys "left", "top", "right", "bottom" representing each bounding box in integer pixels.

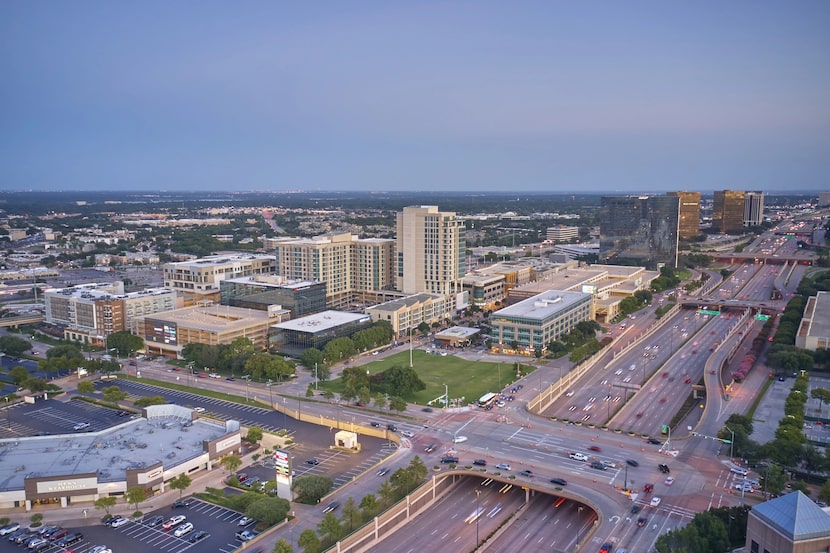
[
  {"left": 109, "top": 517, "right": 129, "bottom": 528},
  {"left": 173, "top": 522, "right": 194, "bottom": 537},
  {"left": 452, "top": 435, "right": 468, "bottom": 443},
  {"left": 193, "top": 407, "right": 205, "bottom": 413},
  {"left": 89, "top": 546, "right": 112, "bottom": 553},
  {"left": 73, "top": 422, "right": 90, "bottom": 431},
  {"left": 238, "top": 517, "right": 253, "bottom": 526},
  {"left": 495, "top": 463, "right": 511, "bottom": 471},
  {"left": 650, "top": 497, "right": 662, "bottom": 507},
  {"left": 400, "top": 430, "right": 414, "bottom": 438}
]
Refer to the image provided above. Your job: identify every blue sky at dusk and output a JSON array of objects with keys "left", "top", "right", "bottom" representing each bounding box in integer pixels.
[{"left": 2, "top": 1, "right": 829, "bottom": 193}]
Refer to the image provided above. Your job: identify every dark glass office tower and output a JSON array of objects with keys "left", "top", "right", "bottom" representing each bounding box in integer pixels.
[{"left": 600, "top": 195, "right": 680, "bottom": 269}]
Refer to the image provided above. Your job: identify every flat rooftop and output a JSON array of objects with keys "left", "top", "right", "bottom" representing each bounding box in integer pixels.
[
  {"left": 368, "top": 293, "right": 444, "bottom": 312},
  {"left": 0, "top": 415, "right": 228, "bottom": 491},
  {"left": 805, "top": 291, "right": 830, "bottom": 339},
  {"left": 435, "top": 326, "right": 480, "bottom": 340},
  {"left": 494, "top": 290, "right": 589, "bottom": 321},
  {"left": 273, "top": 310, "right": 371, "bottom": 332},
  {"left": 148, "top": 304, "right": 271, "bottom": 332}
]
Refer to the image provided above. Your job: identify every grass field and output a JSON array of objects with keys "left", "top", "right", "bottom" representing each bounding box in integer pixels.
[{"left": 319, "top": 350, "right": 536, "bottom": 407}]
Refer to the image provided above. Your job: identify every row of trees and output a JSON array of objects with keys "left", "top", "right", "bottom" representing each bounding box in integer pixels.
[
  {"left": 296, "top": 457, "right": 428, "bottom": 553},
  {"left": 298, "top": 321, "right": 395, "bottom": 380},
  {"left": 181, "top": 337, "right": 296, "bottom": 382}
]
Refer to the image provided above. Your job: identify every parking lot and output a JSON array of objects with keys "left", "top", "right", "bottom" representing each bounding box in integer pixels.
[
  {"left": 0, "top": 398, "right": 130, "bottom": 440},
  {"left": 0, "top": 498, "right": 258, "bottom": 553}
]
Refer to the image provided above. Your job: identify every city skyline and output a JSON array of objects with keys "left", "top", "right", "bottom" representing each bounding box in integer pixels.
[{"left": 2, "top": 2, "right": 829, "bottom": 193}]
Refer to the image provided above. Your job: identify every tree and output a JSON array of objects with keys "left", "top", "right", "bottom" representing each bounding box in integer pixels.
[
  {"left": 125, "top": 486, "right": 147, "bottom": 512},
  {"left": 359, "top": 493, "right": 380, "bottom": 518},
  {"left": 169, "top": 473, "right": 192, "bottom": 498},
  {"left": 273, "top": 538, "right": 295, "bottom": 553},
  {"left": 417, "top": 322, "right": 430, "bottom": 336},
  {"left": 77, "top": 380, "right": 95, "bottom": 394},
  {"left": 245, "top": 496, "right": 290, "bottom": 526},
  {"left": 94, "top": 496, "right": 117, "bottom": 516},
  {"left": 220, "top": 453, "right": 243, "bottom": 475},
  {"left": 388, "top": 395, "right": 408, "bottom": 414},
  {"left": 9, "top": 365, "right": 30, "bottom": 386},
  {"left": 819, "top": 479, "right": 830, "bottom": 504},
  {"left": 299, "top": 348, "right": 325, "bottom": 372},
  {"left": 21, "top": 377, "right": 47, "bottom": 394},
  {"left": 102, "top": 385, "right": 128, "bottom": 405},
  {"left": 298, "top": 529, "right": 322, "bottom": 553},
  {"left": 106, "top": 331, "right": 144, "bottom": 357},
  {"left": 812, "top": 388, "right": 830, "bottom": 409},
  {"left": 133, "top": 395, "right": 168, "bottom": 407},
  {"left": 46, "top": 344, "right": 83, "bottom": 360},
  {"left": 317, "top": 511, "right": 343, "bottom": 543},
  {"left": 0, "top": 335, "right": 31, "bottom": 357},
  {"left": 341, "top": 497, "right": 362, "bottom": 534},
  {"left": 292, "top": 475, "right": 334, "bottom": 504},
  {"left": 245, "top": 426, "right": 264, "bottom": 445},
  {"left": 761, "top": 464, "right": 787, "bottom": 497}
]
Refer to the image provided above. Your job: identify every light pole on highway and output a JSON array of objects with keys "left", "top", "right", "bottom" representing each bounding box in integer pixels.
[
  {"left": 725, "top": 425, "right": 735, "bottom": 460},
  {"left": 575, "top": 505, "right": 584, "bottom": 552},
  {"left": 282, "top": 397, "right": 287, "bottom": 431},
  {"left": 475, "top": 489, "right": 481, "bottom": 547}
]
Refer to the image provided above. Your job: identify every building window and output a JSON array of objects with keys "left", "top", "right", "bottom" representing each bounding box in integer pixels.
[{"left": 750, "top": 540, "right": 758, "bottom": 553}]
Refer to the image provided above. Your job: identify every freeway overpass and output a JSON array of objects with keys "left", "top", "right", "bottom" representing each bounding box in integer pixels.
[
  {"left": 0, "top": 314, "right": 44, "bottom": 328},
  {"left": 709, "top": 251, "right": 815, "bottom": 265}
]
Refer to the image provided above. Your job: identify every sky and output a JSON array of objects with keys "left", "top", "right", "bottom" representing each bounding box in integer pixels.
[{"left": 2, "top": 1, "right": 829, "bottom": 194}]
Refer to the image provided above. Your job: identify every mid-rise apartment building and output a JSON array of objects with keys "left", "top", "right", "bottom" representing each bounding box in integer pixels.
[
  {"left": 44, "top": 282, "right": 177, "bottom": 345},
  {"left": 273, "top": 233, "right": 395, "bottom": 309},
  {"left": 163, "top": 254, "right": 275, "bottom": 306},
  {"left": 545, "top": 225, "right": 579, "bottom": 242},
  {"left": 396, "top": 206, "right": 465, "bottom": 296}
]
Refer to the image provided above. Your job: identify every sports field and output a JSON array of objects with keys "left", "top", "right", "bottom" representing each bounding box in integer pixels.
[{"left": 321, "top": 349, "right": 536, "bottom": 407}]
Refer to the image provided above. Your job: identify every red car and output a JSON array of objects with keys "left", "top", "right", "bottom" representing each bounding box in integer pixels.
[
  {"left": 588, "top": 445, "right": 602, "bottom": 452},
  {"left": 684, "top": 378, "right": 692, "bottom": 384}
]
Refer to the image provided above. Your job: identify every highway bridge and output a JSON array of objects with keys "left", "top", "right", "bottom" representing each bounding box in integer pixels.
[
  {"left": 0, "top": 314, "right": 44, "bottom": 328},
  {"left": 709, "top": 251, "right": 815, "bottom": 264}
]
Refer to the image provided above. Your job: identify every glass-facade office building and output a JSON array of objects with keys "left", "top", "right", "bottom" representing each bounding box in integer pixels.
[{"left": 600, "top": 196, "right": 680, "bottom": 269}]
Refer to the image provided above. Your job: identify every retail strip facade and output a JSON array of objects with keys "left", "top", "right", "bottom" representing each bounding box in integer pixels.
[{"left": 0, "top": 405, "right": 241, "bottom": 511}]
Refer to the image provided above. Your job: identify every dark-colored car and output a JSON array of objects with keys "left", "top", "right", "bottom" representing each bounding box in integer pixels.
[
  {"left": 146, "top": 515, "right": 165, "bottom": 527},
  {"left": 519, "top": 469, "right": 534, "bottom": 477},
  {"left": 631, "top": 505, "right": 642, "bottom": 514},
  {"left": 550, "top": 478, "right": 567, "bottom": 486},
  {"left": 425, "top": 443, "right": 437, "bottom": 453},
  {"left": 599, "top": 542, "right": 614, "bottom": 553},
  {"left": 588, "top": 445, "right": 602, "bottom": 452},
  {"left": 637, "top": 517, "right": 647, "bottom": 527},
  {"left": 625, "top": 459, "right": 639, "bottom": 467},
  {"left": 370, "top": 422, "right": 381, "bottom": 428},
  {"left": 658, "top": 464, "right": 670, "bottom": 474},
  {"left": 422, "top": 407, "right": 433, "bottom": 412},
  {"left": 590, "top": 461, "right": 607, "bottom": 470},
  {"left": 440, "top": 456, "right": 459, "bottom": 464},
  {"left": 307, "top": 458, "right": 320, "bottom": 465},
  {"left": 190, "top": 530, "right": 210, "bottom": 543},
  {"left": 386, "top": 423, "right": 398, "bottom": 432},
  {"left": 322, "top": 502, "right": 340, "bottom": 513},
  {"left": 57, "top": 533, "right": 83, "bottom": 548},
  {"left": 473, "top": 459, "right": 487, "bottom": 466},
  {"left": 172, "top": 498, "right": 192, "bottom": 508},
  {"left": 648, "top": 437, "right": 662, "bottom": 445}
]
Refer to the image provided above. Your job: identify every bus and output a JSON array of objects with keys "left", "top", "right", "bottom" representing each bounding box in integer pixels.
[{"left": 478, "top": 392, "right": 498, "bottom": 409}]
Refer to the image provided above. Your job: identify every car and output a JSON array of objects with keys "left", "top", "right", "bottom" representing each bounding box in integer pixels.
[
  {"left": 401, "top": 430, "right": 414, "bottom": 438},
  {"left": 322, "top": 501, "right": 340, "bottom": 513},
  {"left": 650, "top": 497, "right": 662, "bottom": 507},
  {"left": 550, "top": 477, "right": 567, "bottom": 486},
  {"left": 601, "top": 460, "right": 616, "bottom": 468},
  {"left": 425, "top": 443, "right": 437, "bottom": 453},
  {"left": 26, "top": 538, "right": 49, "bottom": 551},
  {"left": 370, "top": 422, "right": 381, "bottom": 428},
  {"left": 422, "top": 407, "right": 433, "bottom": 412},
  {"left": 599, "top": 542, "right": 614, "bottom": 553},
  {"left": 190, "top": 530, "right": 209, "bottom": 543},
  {"left": 173, "top": 498, "right": 193, "bottom": 508},
  {"left": 387, "top": 423, "right": 398, "bottom": 432},
  {"left": 665, "top": 476, "right": 675, "bottom": 486},
  {"left": 109, "top": 516, "right": 129, "bottom": 528},
  {"left": 209, "top": 373, "right": 221, "bottom": 379},
  {"left": 730, "top": 466, "right": 749, "bottom": 476},
  {"left": 590, "top": 461, "right": 607, "bottom": 470},
  {"left": 519, "top": 469, "right": 534, "bottom": 477},
  {"left": 162, "top": 515, "right": 186, "bottom": 530},
  {"left": 146, "top": 515, "right": 165, "bottom": 527},
  {"left": 630, "top": 505, "right": 642, "bottom": 514},
  {"left": 11, "top": 530, "right": 35, "bottom": 544},
  {"left": 642, "top": 483, "right": 654, "bottom": 493},
  {"left": 173, "top": 522, "right": 194, "bottom": 537},
  {"left": 684, "top": 378, "right": 692, "bottom": 384},
  {"left": 226, "top": 377, "right": 236, "bottom": 381},
  {"left": 89, "top": 546, "right": 113, "bottom": 553},
  {"left": 306, "top": 458, "right": 320, "bottom": 465},
  {"left": 473, "top": 459, "right": 487, "bottom": 466},
  {"left": 116, "top": 410, "right": 130, "bottom": 417},
  {"left": 648, "top": 437, "right": 662, "bottom": 445},
  {"left": 236, "top": 530, "right": 256, "bottom": 542},
  {"left": 57, "top": 533, "right": 84, "bottom": 547},
  {"left": 377, "top": 467, "right": 390, "bottom": 477},
  {"left": 452, "top": 435, "right": 468, "bottom": 443},
  {"left": 48, "top": 528, "right": 69, "bottom": 541},
  {"left": 73, "top": 422, "right": 90, "bottom": 431},
  {"left": 658, "top": 464, "right": 670, "bottom": 474},
  {"left": 496, "top": 463, "right": 511, "bottom": 471},
  {"left": 637, "top": 517, "right": 647, "bottom": 527},
  {"left": 193, "top": 407, "right": 205, "bottom": 413},
  {"left": 236, "top": 472, "right": 249, "bottom": 482},
  {"left": 569, "top": 452, "right": 589, "bottom": 461},
  {"left": 588, "top": 445, "right": 602, "bottom": 452},
  {"left": 440, "top": 456, "right": 459, "bottom": 464},
  {"left": 626, "top": 459, "right": 639, "bottom": 467},
  {"left": 0, "top": 523, "right": 20, "bottom": 536},
  {"left": 198, "top": 373, "right": 207, "bottom": 378}
]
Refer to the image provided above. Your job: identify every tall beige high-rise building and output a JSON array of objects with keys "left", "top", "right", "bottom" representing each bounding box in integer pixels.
[
  {"left": 666, "top": 191, "right": 701, "bottom": 239},
  {"left": 712, "top": 190, "right": 746, "bottom": 233},
  {"left": 274, "top": 232, "right": 395, "bottom": 308},
  {"left": 396, "top": 205, "right": 465, "bottom": 295}
]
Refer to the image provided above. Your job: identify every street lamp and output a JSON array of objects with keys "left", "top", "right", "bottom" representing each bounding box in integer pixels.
[
  {"left": 314, "top": 363, "right": 318, "bottom": 391},
  {"left": 266, "top": 380, "right": 274, "bottom": 408},
  {"left": 724, "top": 425, "right": 735, "bottom": 460},
  {"left": 475, "top": 489, "right": 481, "bottom": 547},
  {"left": 575, "top": 506, "right": 584, "bottom": 552},
  {"left": 282, "top": 397, "right": 287, "bottom": 431}
]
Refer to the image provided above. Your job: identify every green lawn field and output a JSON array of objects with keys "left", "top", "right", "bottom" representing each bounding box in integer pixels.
[{"left": 319, "top": 350, "right": 536, "bottom": 407}]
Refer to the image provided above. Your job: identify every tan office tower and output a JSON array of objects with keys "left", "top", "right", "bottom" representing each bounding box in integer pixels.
[
  {"left": 743, "top": 191, "right": 765, "bottom": 227},
  {"left": 712, "top": 190, "right": 746, "bottom": 234},
  {"left": 666, "top": 191, "right": 701, "bottom": 239},
  {"left": 396, "top": 205, "right": 465, "bottom": 295}
]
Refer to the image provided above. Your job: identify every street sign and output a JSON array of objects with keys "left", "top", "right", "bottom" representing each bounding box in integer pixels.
[
  {"left": 755, "top": 314, "right": 770, "bottom": 321},
  {"left": 697, "top": 309, "right": 720, "bottom": 316}
]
